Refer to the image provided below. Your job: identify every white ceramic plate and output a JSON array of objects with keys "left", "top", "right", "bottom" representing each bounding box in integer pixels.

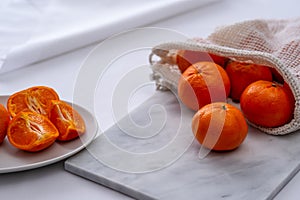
[{"left": 0, "top": 95, "right": 98, "bottom": 173}]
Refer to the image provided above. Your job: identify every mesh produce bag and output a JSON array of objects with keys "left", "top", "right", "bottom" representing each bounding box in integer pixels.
[{"left": 149, "top": 18, "right": 300, "bottom": 135}]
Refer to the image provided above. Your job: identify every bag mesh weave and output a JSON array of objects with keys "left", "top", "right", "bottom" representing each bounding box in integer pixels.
[{"left": 149, "top": 18, "right": 300, "bottom": 135}]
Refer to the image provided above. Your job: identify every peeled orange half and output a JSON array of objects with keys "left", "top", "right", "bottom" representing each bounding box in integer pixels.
[
  {"left": 7, "top": 111, "right": 59, "bottom": 152},
  {"left": 0, "top": 104, "right": 10, "bottom": 143},
  {"left": 7, "top": 86, "right": 59, "bottom": 117},
  {"left": 49, "top": 100, "right": 85, "bottom": 141}
]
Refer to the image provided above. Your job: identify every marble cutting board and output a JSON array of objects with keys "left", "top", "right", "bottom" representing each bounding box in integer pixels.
[{"left": 65, "top": 91, "right": 300, "bottom": 200}]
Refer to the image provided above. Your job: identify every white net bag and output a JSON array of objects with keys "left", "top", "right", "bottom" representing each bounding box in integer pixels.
[{"left": 149, "top": 18, "right": 300, "bottom": 135}]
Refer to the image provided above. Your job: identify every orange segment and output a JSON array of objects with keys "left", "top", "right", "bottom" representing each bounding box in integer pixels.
[
  {"left": 7, "top": 112, "right": 59, "bottom": 152},
  {"left": 6, "top": 90, "right": 29, "bottom": 117},
  {"left": 49, "top": 100, "right": 85, "bottom": 141},
  {"left": 7, "top": 86, "right": 59, "bottom": 117}
]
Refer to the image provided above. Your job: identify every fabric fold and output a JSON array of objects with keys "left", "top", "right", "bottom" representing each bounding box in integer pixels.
[{"left": 0, "top": 0, "right": 219, "bottom": 74}]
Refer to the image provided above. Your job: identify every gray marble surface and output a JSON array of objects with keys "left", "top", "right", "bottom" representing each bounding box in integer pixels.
[{"left": 65, "top": 91, "right": 300, "bottom": 200}]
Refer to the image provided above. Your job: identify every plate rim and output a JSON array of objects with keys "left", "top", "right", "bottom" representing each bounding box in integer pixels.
[{"left": 0, "top": 95, "right": 98, "bottom": 174}]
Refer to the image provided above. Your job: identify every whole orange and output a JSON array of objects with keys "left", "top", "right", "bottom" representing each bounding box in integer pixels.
[
  {"left": 192, "top": 102, "right": 248, "bottom": 151},
  {"left": 0, "top": 104, "right": 10, "bottom": 143},
  {"left": 225, "top": 61, "right": 273, "bottom": 101},
  {"left": 240, "top": 80, "right": 295, "bottom": 128},
  {"left": 176, "top": 50, "right": 228, "bottom": 73},
  {"left": 178, "top": 61, "right": 231, "bottom": 111}
]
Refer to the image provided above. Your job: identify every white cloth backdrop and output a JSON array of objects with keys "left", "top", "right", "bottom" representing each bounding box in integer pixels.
[{"left": 0, "top": 0, "right": 218, "bottom": 74}]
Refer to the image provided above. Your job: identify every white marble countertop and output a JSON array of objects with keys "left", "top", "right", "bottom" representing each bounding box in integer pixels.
[{"left": 0, "top": 0, "right": 299, "bottom": 199}]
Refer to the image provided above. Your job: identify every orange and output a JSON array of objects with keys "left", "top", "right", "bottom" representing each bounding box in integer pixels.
[
  {"left": 49, "top": 100, "right": 85, "bottom": 141},
  {"left": 283, "top": 82, "right": 295, "bottom": 103},
  {"left": 240, "top": 80, "right": 295, "bottom": 128},
  {"left": 7, "top": 111, "right": 59, "bottom": 152},
  {"left": 225, "top": 61, "right": 273, "bottom": 101},
  {"left": 178, "top": 61, "right": 231, "bottom": 111},
  {"left": 0, "top": 104, "right": 10, "bottom": 143},
  {"left": 176, "top": 50, "right": 228, "bottom": 73},
  {"left": 7, "top": 86, "right": 59, "bottom": 117},
  {"left": 192, "top": 102, "right": 248, "bottom": 151},
  {"left": 270, "top": 68, "right": 284, "bottom": 84}
]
